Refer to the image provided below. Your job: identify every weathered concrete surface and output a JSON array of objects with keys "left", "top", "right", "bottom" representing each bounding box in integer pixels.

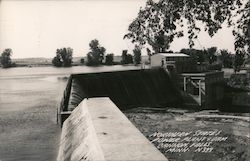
[
  {"left": 87, "top": 97, "right": 168, "bottom": 161},
  {"left": 57, "top": 97, "right": 168, "bottom": 161},
  {"left": 57, "top": 100, "right": 105, "bottom": 161}
]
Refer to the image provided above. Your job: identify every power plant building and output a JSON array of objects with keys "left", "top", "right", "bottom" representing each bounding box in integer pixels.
[{"left": 151, "top": 53, "right": 196, "bottom": 73}]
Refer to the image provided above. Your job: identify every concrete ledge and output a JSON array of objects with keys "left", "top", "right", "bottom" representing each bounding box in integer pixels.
[
  {"left": 57, "top": 97, "right": 168, "bottom": 161},
  {"left": 57, "top": 100, "right": 105, "bottom": 161}
]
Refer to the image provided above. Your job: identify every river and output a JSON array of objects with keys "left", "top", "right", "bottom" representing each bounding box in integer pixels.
[{"left": 0, "top": 65, "right": 140, "bottom": 161}]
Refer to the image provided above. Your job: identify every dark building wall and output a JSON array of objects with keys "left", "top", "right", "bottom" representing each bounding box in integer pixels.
[{"left": 175, "top": 60, "right": 197, "bottom": 73}]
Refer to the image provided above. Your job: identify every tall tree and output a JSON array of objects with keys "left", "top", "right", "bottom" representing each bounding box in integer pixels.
[
  {"left": 121, "top": 50, "right": 128, "bottom": 64},
  {"left": 105, "top": 53, "right": 114, "bottom": 65},
  {"left": 87, "top": 39, "right": 106, "bottom": 66},
  {"left": 206, "top": 47, "right": 217, "bottom": 64},
  {"left": 234, "top": 50, "right": 245, "bottom": 73},
  {"left": 219, "top": 49, "right": 233, "bottom": 68},
  {"left": 124, "top": 0, "right": 249, "bottom": 55},
  {"left": 180, "top": 48, "right": 205, "bottom": 63},
  {"left": 133, "top": 45, "right": 142, "bottom": 65},
  {"left": 0, "top": 48, "right": 12, "bottom": 68},
  {"left": 121, "top": 50, "right": 133, "bottom": 64},
  {"left": 52, "top": 47, "right": 73, "bottom": 67},
  {"left": 127, "top": 54, "right": 133, "bottom": 64},
  {"left": 52, "top": 53, "right": 62, "bottom": 67}
]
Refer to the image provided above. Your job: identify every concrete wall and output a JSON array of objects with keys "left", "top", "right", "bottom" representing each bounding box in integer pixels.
[
  {"left": 57, "top": 97, "right": 168, "bottom": 161},
  {"left": 60, "top": 69, "right": 182, "bottom": 113},
  {"left": 57, "top": 99, "right": 105, "bottom": 161}
]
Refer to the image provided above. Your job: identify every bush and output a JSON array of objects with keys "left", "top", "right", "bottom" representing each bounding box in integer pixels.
[{"left": 228, "top": 73, "right": 250, "bottom": 90}]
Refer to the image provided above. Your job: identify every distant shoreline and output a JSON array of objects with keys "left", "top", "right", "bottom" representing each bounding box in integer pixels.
[
  {"left": 8, "top": 56, "right": 149, "bottom": 68},
  {"left": 11, "top": 57, "right": 83, "bottom": 68}
]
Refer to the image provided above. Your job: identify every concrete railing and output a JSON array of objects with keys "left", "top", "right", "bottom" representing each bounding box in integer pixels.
[{"left": 57, "top": 97, "right": 168, "bottom": 161}]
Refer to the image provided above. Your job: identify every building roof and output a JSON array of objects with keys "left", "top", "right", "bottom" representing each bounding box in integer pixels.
[{"left": 158, "top": 52, "right": 189, "bottom": 57}]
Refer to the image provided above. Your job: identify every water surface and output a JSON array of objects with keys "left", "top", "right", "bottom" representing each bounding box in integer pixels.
[{"left": 0, "top": 65, "right": 140, "bottom": 161}]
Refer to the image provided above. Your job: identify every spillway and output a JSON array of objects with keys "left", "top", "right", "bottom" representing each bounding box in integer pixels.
[{"left": 60, "top": 68, "right": 182, "bottom": 116}]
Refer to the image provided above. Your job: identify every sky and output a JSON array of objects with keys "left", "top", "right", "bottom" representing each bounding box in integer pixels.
[{"left": 0, "top": 0, "right": 236, "bottom": 58}]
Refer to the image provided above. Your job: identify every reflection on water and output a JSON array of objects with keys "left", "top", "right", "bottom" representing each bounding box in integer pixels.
[{"left": 40, "top": 76, "right": 68, "bottom": 83}]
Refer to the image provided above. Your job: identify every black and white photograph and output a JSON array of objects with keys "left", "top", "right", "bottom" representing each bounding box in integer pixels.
[{"left": 0, "top": 0, "right": 249, "bottom": 161}]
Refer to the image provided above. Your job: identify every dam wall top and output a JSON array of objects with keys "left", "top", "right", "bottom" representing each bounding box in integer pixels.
[{"left": 57, "top": 97, "right": 168, "bottom": 161}]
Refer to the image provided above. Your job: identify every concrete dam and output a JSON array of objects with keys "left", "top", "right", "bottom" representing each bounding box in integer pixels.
[
  {"left": 57, "top": 68, "right": 183, "bottom": 161},
  {"left": 60, "top": 68, "right": 182, "bottom": 115}
]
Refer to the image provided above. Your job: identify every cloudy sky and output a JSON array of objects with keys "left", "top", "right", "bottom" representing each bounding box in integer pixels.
[{"left": 0, "top": 0, "right": 235, "bottom": 58}]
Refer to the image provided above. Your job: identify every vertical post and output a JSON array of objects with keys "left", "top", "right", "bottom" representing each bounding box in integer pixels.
[
  {"left": 199, "top": 80, "right": 202, "bottom": 106},
  {"left": 183, "top": 76, "right": 186, "bottom": 91}
]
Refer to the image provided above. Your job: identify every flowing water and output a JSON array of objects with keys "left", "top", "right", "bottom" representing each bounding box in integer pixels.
[{"left": 0, "top": 65, "right": 140, "bottom": 161}]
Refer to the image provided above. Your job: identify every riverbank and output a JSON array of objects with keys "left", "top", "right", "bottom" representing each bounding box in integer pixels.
[{"left": 124, "top": 108, "right": 250, "bottom": 161}]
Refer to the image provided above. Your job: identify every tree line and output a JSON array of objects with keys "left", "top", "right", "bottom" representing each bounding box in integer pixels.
[
  {"left": 51, "top": 39, "right": 142, "bottom": 67},
  {"left": 1, "top": 46, "right": 245, "bottom": 73},
  {"left": 0, "top": 39, "right": 142, "bottom": 68},
  {"left": 179, "top": 47, "right": 245, "bottom": 73},
  {"left": 51, "top": 45, "right": 244, "bottom": 70}
]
